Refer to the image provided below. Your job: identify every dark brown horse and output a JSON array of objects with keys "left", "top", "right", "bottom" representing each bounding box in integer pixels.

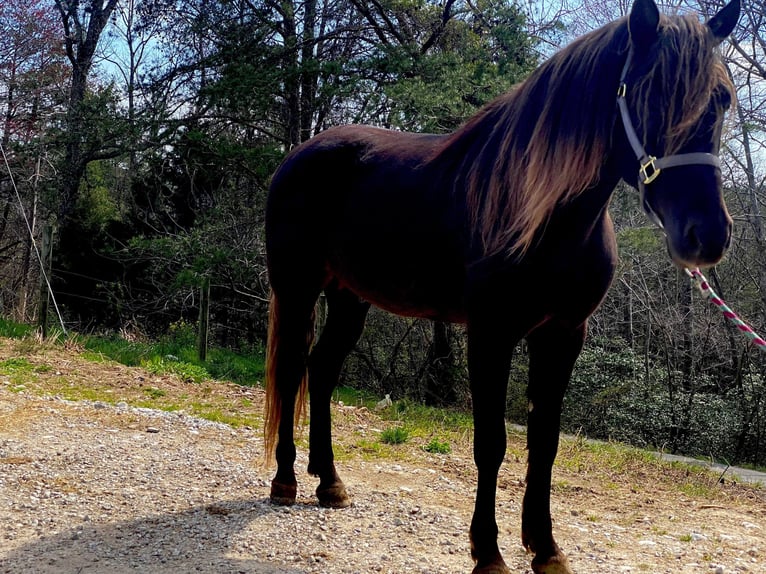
[{"left": 263, "top": 0, "right": 740, "bottom": 572}]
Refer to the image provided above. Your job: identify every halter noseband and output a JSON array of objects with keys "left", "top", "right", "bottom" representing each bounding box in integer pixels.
[{"left": 617, "top": 50, "right": 721, "bottom": 227}]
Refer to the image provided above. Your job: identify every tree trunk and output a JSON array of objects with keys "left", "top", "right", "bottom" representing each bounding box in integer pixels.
[
  {"left": 281, "top": 1, "right": 301, "bottom": 148},
  {"left": 425, "top": 321, "right": 458, "bottom": 406},
  {"left": 55, "top": 0, "right": 119, "bottom": 224},
  {"left": 300, "top": 0, "right": 317, "bottom": 143}
]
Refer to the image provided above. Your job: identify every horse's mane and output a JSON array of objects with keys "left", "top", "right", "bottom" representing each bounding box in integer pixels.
[{"left": 433, "top": 13, "right": 733, "bottom": 259}]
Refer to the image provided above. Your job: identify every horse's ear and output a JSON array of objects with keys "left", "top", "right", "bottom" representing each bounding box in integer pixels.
[
  {"left": 628, "top": 0, "right": 660, "bottom": 50},
  {"left": 707, "top": 0, "right": 740, "bottom": 44}
]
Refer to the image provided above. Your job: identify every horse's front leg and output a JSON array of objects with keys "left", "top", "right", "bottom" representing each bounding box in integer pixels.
[
  {"left": 522, "top": 320, "right": 585, "bottom": 574},
  {"left": 466, "top": 318, "right": 518, "bottom": 574}
]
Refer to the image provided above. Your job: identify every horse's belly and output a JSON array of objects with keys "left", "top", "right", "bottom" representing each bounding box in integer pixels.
[{"left": 328, "top": 257, "right": 467, "bottom": 323}]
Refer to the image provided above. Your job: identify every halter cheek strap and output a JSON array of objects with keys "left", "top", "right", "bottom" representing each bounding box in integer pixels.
[{"left": 617, "top": 50, "right": 721, "bottom": 227}]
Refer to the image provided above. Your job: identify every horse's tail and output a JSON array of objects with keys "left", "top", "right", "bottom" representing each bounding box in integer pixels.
[{"left": 264, "top": 290, "right": 314, "bottom": 464}]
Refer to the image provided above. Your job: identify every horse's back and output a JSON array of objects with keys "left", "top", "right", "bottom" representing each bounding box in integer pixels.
[{"left": 270, "top": 125, "right": 443, "bottom": 185}]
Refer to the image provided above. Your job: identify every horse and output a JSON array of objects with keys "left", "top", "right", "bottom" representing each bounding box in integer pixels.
[{"left": 262, "top": 0, "right": 740, "bottom": 571}]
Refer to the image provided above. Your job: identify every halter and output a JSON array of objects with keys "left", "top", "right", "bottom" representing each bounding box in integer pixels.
[{"left": 617, "top": 49, "right": 721, "bottom": 228}]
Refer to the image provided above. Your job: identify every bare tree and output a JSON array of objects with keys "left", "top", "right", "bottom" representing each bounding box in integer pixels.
[{"left": 53, "top": 0, "right": 119, "bottom": 225}]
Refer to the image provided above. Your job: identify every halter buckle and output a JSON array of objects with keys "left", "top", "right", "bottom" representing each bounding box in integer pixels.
[
  {"left": 640, "top": 156, "right": 661, "bottom": 184},
  {"left": 617, "top": 83, "right": 627, "bottom": 98}
]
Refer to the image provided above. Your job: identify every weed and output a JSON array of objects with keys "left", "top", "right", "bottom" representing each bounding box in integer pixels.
[
  {"left": 380, "top": 426, "right": 409, "bottom": 445},
  {"left": 424, "top": 438, "right": 451, "bottom": 454}
]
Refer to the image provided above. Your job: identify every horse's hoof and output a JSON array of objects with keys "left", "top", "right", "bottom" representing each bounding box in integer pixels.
[
  {"left": 316, "top": 482, "right": 351, "bottom": 508},
  {"left": 270, "top": 480, "right": 297, "bottom": 505},
  {"left": 531, "top": 553, "right": 572, "bottom": 574}
]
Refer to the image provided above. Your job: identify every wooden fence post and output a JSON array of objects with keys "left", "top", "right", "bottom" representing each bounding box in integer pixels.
[
  {"left": 198, "top": 277, "right": 210, "bottom": 362},
  {"left": 37, "top": 225, "right": 53, "bottom": 339}
]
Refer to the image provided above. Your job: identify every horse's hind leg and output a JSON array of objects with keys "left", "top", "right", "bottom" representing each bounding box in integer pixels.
[
  {"left": 265, "top": 285, "right": 321, "bottom": 506},
  {"left": 522, "top": 320, "right": 584, "bottom": 574},
  {"left": 307, "top": 285, "right": 370, "bottom": 508}
]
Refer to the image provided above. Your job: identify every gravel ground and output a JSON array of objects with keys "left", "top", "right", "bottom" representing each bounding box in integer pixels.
[
  {"left": 0, "top": 393, "right": 487, "bottom": 574},
  {"left": 0, "top": 347, "right": 764, "bottom": 574}
]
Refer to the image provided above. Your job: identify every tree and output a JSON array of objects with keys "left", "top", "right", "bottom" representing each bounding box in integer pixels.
[
  {"left": 54, "top": 0, "right": 120, "bottom": 225},
  {"left": 0, "top": 0, "right": 68, "bottom": 321}
]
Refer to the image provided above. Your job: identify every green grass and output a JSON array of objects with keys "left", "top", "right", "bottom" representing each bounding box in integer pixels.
[
  {"left": 557, "top": 434, "right": 660, "bottom": 475},
  {"left": 423, "top": 438, "right": 451, "bottom": 454},
  {"left": 380, "top": 426, "right": 409, "bottom": 445},
  {"left": 0, "top": 318, "right": 34, "bottom": 339},
  {"left": 140, "top": 356, "right": 209, "bottom": 384},
  {"left": 0, "top": 357, "right": 41, "bottom": 387},
  {"left": 677, "top": 481, "right": 717, "bottom": 498},
  {"left": 330, "top": 389, "right": 475, "bottom": 441},
  {"left": 76, "top": 329, "right": 265, "bottom": 387},
  {"left": 0, "top": 357, "right": 35, "bottom": 374},
  {"left": 0, "top": 322, "right": 267, "bottom": 429},
  {"left": 333, "top": 385, "right": 380, "bottom": 408},
  {"left": 330, "top": 389, "right": 474, "bottom": 455}
]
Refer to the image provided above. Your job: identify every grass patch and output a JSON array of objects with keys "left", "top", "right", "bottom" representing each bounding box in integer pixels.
[
  {"left": 333, "top": 386, "right": 380, "bottom": 409},
  {"left": 423, "top": 438, "right": 451, "bottom": 454},
  {"left": 0, "top": 357, "right": 39, "bottom": 387},
  {"left": 380, "top": 426, "right": 409, "bottom": 445},
  {"left": 677, "top": 481, "right": 716, "bottom": 498},
  {"left": 76, "top": 329, "right": 265, "bottom": 387},
  {"left": 334, "top": 390, "right": 474, "bottom": 450},
  {"left": 0, "top": 357, "right": 34, "bottom": 374},
  {"left": 557, "top": 434, "right": 662, "bottom": 476},
  {"left": 79, "top": 337, "right": 146, "bottom": 367},
  {"left": 140, "top": 356, "right": 209, "bottom": 384},
  {"left": 0, "top": 318, "right": 34, "bottom": 339},
  {"left": 58, "top": 384, "right": 113, "bottom": 403}
]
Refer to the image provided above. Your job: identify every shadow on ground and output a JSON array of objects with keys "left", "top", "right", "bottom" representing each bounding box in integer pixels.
[{"left": 0, "top": 498, "right": 306, "bottom": 574}]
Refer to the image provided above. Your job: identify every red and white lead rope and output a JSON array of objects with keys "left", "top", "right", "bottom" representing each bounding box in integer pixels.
[{"left": 685, "top": 267, "right": 766, "bottom": 351}]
